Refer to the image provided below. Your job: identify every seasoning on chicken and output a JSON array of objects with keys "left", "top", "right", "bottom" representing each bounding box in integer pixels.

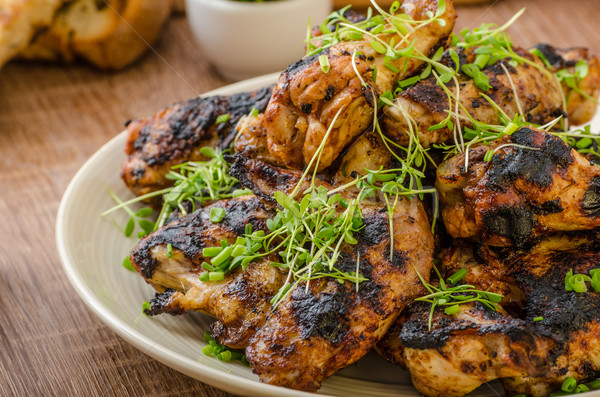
[
  {"left": 264, "top": 0, "right": 456, "bottom": 171},
  {"left": 129, "top": 195, "right": 285, "bottom": 348},
  {"left": 228, "top": 153, "right": 435, "bottom": 392},
  {"left": 121, "top": 85, "right": 273, "bottom": 201},
  {"left": 436, "top": 126, "right": 600, "bottom": 246}
]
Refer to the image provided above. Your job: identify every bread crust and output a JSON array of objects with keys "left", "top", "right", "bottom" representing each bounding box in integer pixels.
[{"left": 18, "top": 0, "right": 172, "bottom": 69}]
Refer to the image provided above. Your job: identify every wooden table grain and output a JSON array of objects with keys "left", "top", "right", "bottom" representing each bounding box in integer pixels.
[{"left": 0, "top": 1, "right": 598, "bottom": 396}]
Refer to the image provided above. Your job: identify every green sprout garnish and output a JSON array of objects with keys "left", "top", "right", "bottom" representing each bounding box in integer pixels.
[
  {"left": 414, "top": 266, "right": 504, "bottom": 330},
  {"left": 103, "top": 147, "right": 245, "bottom": 235},
  {"left": 565, "top": 268, "right": 600, "bottom": 293}
]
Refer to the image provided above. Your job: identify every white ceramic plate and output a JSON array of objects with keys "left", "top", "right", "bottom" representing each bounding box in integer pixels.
[{"left": 56, "top": 73, "right": 600, "bottom": 397}]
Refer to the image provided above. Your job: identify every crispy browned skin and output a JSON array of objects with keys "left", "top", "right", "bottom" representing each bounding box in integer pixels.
[
  {"left": 378, "top": 302, "right": 551, "bottom": 397},
  {"left": 264, "top": 0, "right": 456, "bottom": 171},
  {"left": 383, "top": 46, "right": 567, "bottom": 148},
  {"left": 229, "top": 153, "right": 435, "bottom": 392},
  {"left": 121, "top": 86, "right": 273, "bottom": 201},
  {"left": 233, "top": 113, "right": 278, "bottom": 164},
  {"left": 332, "top": 129, "right": 395, "bottom": 187},
  {"left": 129, "top": 195, "right": 285, "bottom": 348},
  {"left": 532, "top": 44, "right": 600, "bottom": 126},
  {"left": 436, "top": 126, "right": 600, "bottom": 246}
]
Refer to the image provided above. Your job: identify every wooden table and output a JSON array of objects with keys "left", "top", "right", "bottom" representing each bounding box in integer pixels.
[{"left": 1, "top": 1, "right": 598, "bottom": 395}]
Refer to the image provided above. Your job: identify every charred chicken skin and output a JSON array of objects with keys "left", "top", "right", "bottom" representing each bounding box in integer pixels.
[
  {"left": 264, "top": 0, "right": 456, "bottom": 171},
  {"left": 228, "top": 153, "right": 435, "bottom": 392},
  {"left": 121, "top": 86, "right": 273, "bottom": 201},
  {"left": 436, "top": 126, "right": 600, "bottom": 246}
]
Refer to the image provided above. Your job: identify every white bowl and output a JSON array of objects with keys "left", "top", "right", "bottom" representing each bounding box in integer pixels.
[{"left": 185, "top": 0, "right": 333, "bottom": 80}]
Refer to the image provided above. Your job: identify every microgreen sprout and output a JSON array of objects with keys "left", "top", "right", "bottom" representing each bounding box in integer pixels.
[
  {"left": 414, "top": 266, "right": 504, "bottom": 330},
  {"left": 103, "top": 147, "right": 244, "bottom": 233}
]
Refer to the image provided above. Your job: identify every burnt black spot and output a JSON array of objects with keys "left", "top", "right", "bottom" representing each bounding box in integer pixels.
[
  {"left": 486, "top": 127, "right": 573, "bottom": 191},
  {"left": 301, "top": 103, "right": 313, "bottom": 114},
  {"left": 291, "top": 286, "right": 350, "bottom": 344},
  {"left": 324, "top": 85, "right": 335, "bottom": 101},
  {"left": 472, "top": 99, "right": 480, "bottom": 109},
  {"left": 357, "top": 213, "right": 389, "bottom": 246},
  {"left": 145, "top": 289, "right": 184, "bottom": 316},
  {"left": 582, "top": 176, "right": 600, "bottom": 216},
  {"left": 403, "top": 82, "right": 448, "bottom": 114},
  {"left": 483, "top": 206, "right": 535, "bottom": 244},
  {"left": 284, "top": 53, "right": 320, "bottom": 76},
  {"left": 533, "top": 43, "right": 577, "bottom": 68},
  {"left": 532, "top": 199, "right": 563, "bottom": 215}
]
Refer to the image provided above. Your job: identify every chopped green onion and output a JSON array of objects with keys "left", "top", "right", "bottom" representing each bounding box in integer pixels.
[
  {"left": 209, "top": 207, "right": 226, "bottom": 223},
  {"left": 318, "top": 54, "right": 330, "bottom": 74},
  {"left": 562, "top": 376, "right": 577, "bottom": 392},
  {"left": 166, "top": 243, "right": 173, "bottom": 258},
  {"left": 216, "top": 113, "right": 230, "bottom": 124},
  {"left": 446, "top": 268, "right": 468, "bottom": 284},
  {"left": 533, "top": 316, "right": 544, "bottom": 322}
]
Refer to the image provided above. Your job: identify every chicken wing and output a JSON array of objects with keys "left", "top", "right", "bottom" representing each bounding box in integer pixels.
[
  {"left": 121, "top": 85, "right": 273, "bottom": 201},
  {"left": 229, "top": 153, "right": 435, "bottom": 391},
  {"left": 378, "top": 302, "right": 551, "bottom": 397},
  {"left": 264, "top": 0, "right": 456, "bottom": 171},
  {"left": 532, "top": 43, "right": 600, "bottom": 126},
  {"left": 379, "top": 231, "right": 600, "bottom": 397},
  {"left": 382, "top": 45, "right": 599, "bottom": 148},
  {"left": 436, "top": 126, "right": 600, "bottom": 246},
  {"left": 129, "top": 195, "right": 285, "bottom": 348}
]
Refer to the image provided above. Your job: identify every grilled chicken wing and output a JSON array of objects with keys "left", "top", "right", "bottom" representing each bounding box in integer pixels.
[
  {"left": 491, "top": 235, "right": 600, "bottom": 396},
  {"left": 382, "top": 46, "right": 587, "bottom": 148},
  {"left": 121, "top": 85, "right": 273, "bottom": 201},
  {"left": 532, "top": 43, "right": 600, "bottom": 126},
  {"left": 436, "top": 126, "right": 600, "bottom": 246},
  {"left": 229, "top": 153, "right": 435, "bottom": 391},
  {"left": 264, "top": 0, "right": 456, "bottom": 171},
  {"left": 379, "top": 231, "right": 600, "bottom": 397},
  {"left": 129, "top": 195, "right": 285, "bottom": 348},
  {"left": 378, "top": 302, "right": 551, "bottom": 397}
]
